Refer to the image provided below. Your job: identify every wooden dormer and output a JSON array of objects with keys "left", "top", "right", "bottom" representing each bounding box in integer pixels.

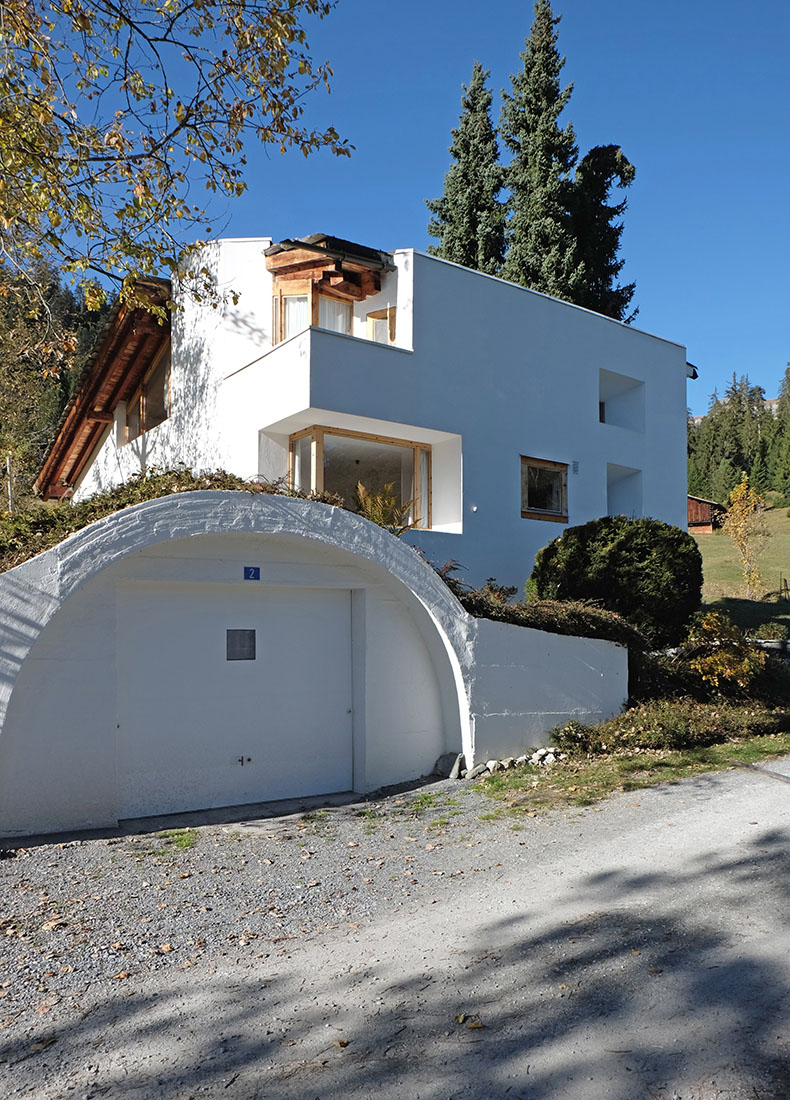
[{"left": 265, "top": 234, "right": 395, "bottom": 341}]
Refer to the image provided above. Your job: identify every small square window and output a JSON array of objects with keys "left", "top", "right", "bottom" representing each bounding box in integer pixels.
[
  {"left": 521, "top": 456, "right": 568, "bottom": 522},
  {"left": 366, "top": 306, "right": 396, "bottom": 344},
  {"left": 226, "top": 629, "right": 256, "bottom": 661}
]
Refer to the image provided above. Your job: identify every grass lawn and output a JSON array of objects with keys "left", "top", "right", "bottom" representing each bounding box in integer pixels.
[
  {"left": 475, "top": 731, "right": 790, "bottom": 817},
  {"left": 693, "top": 505, "right": 790, "bottom": 634}
]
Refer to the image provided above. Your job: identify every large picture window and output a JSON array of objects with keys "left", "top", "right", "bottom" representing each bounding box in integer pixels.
[
  {"left": 521, "top": 456, "right": 568, "bottom": 522},
  {"left": 126, "top": 345, "right": 171, "bottom": 442},
  {"left": 290, "top": 426, "right": 431, "bottom": 529}
]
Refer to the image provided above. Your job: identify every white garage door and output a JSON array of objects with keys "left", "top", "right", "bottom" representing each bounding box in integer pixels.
[{"left": 116, "top": 583, "right": 353, "bottom": 818}]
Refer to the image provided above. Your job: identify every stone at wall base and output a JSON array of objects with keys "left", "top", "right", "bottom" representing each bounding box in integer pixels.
[{"left": 433, "top": 752, "right": 465, "bottom": 779}]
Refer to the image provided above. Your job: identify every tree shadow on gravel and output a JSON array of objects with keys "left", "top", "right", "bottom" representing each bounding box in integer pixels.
[{"left": 4, "top": 829, "right": 790, "bottom": 1099}]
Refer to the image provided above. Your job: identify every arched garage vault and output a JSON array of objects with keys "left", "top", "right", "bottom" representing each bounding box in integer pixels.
[{"left": 0, "top": 493, "right": 471, "bottom": 836}]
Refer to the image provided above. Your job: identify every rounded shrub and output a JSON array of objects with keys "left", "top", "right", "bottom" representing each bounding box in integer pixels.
[{"left": 530, "top": 515, "right": 703, "bottom": 647}]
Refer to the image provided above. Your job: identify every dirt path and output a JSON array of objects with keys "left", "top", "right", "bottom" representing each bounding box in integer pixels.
[{"left": 3, "top": 763, "right": 790, "bottom": 1099}]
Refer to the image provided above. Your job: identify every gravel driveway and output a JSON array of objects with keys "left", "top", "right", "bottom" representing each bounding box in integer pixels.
[{"left": 3, "top": 764, "right": 790, "bottom": 1099}]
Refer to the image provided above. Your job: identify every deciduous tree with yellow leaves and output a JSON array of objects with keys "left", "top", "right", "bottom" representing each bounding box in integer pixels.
[
  {"left": 0, "top": 0, "right": 349, "bottom": 312},
  {"left": 722, "top": 474, "right": 769, "bottom": 599}
]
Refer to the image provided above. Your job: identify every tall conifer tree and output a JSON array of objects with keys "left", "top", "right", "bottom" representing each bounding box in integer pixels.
[
  {"left": 499, "top": 0, "right": 584, "bottom": 300},
  {"left": 765, "top": 365, "right": 790, "bottom": 486},
  {"left": 426, "top": 62, "right": 505, "bottom": 275},
  {"left": 571, "top": 144, "right": 637, "bottom": 321}
]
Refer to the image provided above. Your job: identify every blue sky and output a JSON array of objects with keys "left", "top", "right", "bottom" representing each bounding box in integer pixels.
[{"left": 220, "top": 0, "right": 789, "bottom": 415}]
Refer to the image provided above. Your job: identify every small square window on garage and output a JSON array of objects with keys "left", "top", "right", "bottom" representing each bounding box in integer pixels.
[{"left": 226, "top": 629, "right": 256, "bottom": 661}]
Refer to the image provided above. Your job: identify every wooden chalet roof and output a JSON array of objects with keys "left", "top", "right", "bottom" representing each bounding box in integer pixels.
[
  {"left": 36, "top": 283, "right": 171, "bottom": 499},
  {"left": 265, "top": 234, "right": 395, "bottom": 301}
]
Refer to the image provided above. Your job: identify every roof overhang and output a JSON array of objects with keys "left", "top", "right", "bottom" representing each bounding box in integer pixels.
[
  {"left": 36, "top": 281, "right": 171, "bottom": 499},
  {"left": 265, "top": 234, "right": 395, "bottom": 302}
]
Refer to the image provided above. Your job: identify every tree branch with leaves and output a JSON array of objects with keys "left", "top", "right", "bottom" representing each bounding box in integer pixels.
[{"left": 0, "top": 0, "right": 351, "bottom": 313}]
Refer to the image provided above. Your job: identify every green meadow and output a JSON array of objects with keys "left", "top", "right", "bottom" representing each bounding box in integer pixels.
[{"left": 693, "top": 503, "right": 790, "bottom": 636}]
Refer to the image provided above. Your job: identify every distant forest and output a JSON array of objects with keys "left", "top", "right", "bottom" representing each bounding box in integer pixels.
[
  {"left": 688, "top": 371, "right": 790, "bottom": 504},
  {"left": 0, "top": 265, "right": 107, "bottom": 503}
]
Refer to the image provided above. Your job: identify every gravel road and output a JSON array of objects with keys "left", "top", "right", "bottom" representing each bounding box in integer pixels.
[{"left": 2, "top": 764, "right": 790, "bottom": 1099}]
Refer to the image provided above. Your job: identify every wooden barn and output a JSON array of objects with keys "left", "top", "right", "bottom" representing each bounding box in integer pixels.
[{"left": 688, "top": 495, "right": 725, "bottom": 534}]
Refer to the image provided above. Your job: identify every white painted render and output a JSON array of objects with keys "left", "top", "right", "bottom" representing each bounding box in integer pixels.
[
  {"left": 116, "top": 582, "right": 355, "bottom": 818},
  {"left": 70, "top": 239, "right": 690, "bottom": 591},
  {"left": 0, "top": 494, "right": 626, "bottom": 836}
]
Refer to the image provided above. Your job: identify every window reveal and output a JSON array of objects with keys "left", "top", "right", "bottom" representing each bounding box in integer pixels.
[
  {"left": 289, "top": 426, "right": 431, "bottom": 529},
  {"left": 366, "top": 306, "right": 396, "bottom": 344},
  {"left": 126, "top": 345, "right": 171, "bottom": 442},
  {"left": 521, "top": 456, "right": 568, "bottom": 522}
]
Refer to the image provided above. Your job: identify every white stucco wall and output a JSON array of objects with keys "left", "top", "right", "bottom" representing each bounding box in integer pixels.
[
  {"left": 0, "top": 494, "right": 627, "bottom": 836},
  {"left": 73, "top": 238, "right": 275, "bottom": 499},
  {"left": 362, "top": 251, "right": 689, "bottom": 589},
  {"left": 469, "top": 618, "right": 628, "bottom": 762}
]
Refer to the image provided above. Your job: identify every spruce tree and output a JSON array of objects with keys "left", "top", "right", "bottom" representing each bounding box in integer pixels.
[
  {"left": 750, "top": 440, "right": 770, "bottom": 494},
  {"left": 768, "top": 365, "right": 790, "bottom": 485},
  {"left": 571, "top": 144, "right": 637, "bottom": 322},
  {"left": 710, "top": 458, "right": 739, "bottom": 505},
  {"left": 499, "top": 0, "right": 584, "bottom": 300},
  {"left": 687, "top": 414, "right": 717, "bottom": 499},
  {"left": 687, "top": 374, "right": 777, "bottom": 500},
  {"left": 426, "top": 62, "right": 505, "bottom": 275}
]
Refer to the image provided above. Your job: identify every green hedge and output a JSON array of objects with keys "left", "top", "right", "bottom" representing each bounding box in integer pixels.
[
  {"left": 0, "top": 469, "right": 342, "bottom": 574},
  {"left": 553, "top": 698, "right": 788, "bottom": 755},
  {"left": 437, "top": 569, "right": 643, "bottom": 649}
]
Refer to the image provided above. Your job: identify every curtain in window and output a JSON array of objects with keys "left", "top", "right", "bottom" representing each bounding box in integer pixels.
[
  {"left": 319, "top": 296, "right": 352, "bottom": 335},
  {"left": 284, "top": 295, "right": 309, "bottom": 339}
]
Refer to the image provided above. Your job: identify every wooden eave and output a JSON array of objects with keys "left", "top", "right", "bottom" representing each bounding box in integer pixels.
[
  {"left": 687, "top": 495, "right": 725, "bottom": 509},
  {"left": 36, "top": 300, "right": 171, "bottom": 499},
  {"left": 265, "top": 235, "right": 395, "bottom": 302}
]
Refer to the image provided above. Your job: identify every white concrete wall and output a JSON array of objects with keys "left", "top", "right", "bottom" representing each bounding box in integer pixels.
[
  {"left": 0, "top": 494, "right": 627, "bottom": 836},
  {"left": 468, "top": 618, "right": 628, "bottom": 762},
  {"left": 74, "top": 238, "right": 274, "bottom": 499},
  {"left": 394, "top": 253, "right": 689, "bottom": 589}
]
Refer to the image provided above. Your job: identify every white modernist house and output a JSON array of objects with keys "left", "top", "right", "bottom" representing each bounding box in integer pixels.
[
  {"left": 2, "top": 234, "right": 690, "bottom": 836},
  {"left": 37, "top": 233, "right": 693, "bottom": 589}
]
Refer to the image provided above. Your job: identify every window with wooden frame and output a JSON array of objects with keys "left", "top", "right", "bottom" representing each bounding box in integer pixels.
[
  {"left": 289, "top": 426, "right": 432, "bottom": 529},
  {"left": 126, "top": 344, "right": 171, "bottom": 443},
  {"left": 366, "top": 306, "right": 396, "bottom": 345},
  {"left": 272, "top": 282, "right": 353, "bottom": 344},
  {"left": 520, "top": 456, "right": 568, "bottom": 522}
]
